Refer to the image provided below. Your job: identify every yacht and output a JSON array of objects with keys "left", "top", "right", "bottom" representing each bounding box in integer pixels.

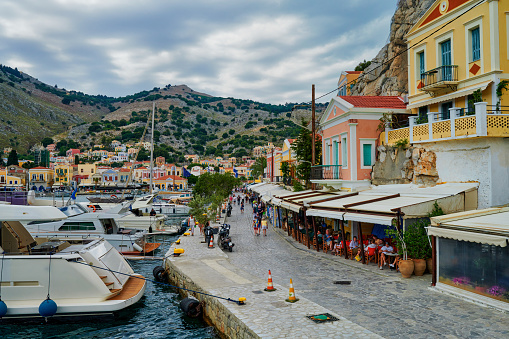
[
  {"left": 23, "top": 203, "right": 161, "bottom": 255},
  {"left": 0, "top": 205, "right": 146, "bottom": 319},
  {"left": 130, "top": 194, "right": 190, "bottom": 216}
]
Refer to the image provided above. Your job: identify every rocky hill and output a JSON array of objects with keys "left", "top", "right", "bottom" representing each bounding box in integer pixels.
[
  {"left": 350, "top": 0, "right": 435, "bottom": 96},
  {"left": 0, "top": 65, "right": 324, "bottom": 160}
]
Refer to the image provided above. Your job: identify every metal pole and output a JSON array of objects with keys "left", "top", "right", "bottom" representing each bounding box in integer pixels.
[
  {"left": 311, "top": 85, "right": 316, "bottom": 190},
  {"left": 149, "top": 101, "right": 155, "bottom": 194}
]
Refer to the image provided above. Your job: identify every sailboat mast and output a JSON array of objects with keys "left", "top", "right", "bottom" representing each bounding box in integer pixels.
[{"left": 149, "top": 101, "right": 155, "bottom": 194}]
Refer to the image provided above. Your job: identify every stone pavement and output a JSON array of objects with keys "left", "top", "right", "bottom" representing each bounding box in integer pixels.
[
  {"left": 165, "top": 204, "right": 381, "bottom": 338},
  {"left": 222, "top": 196, "right": 509, "bottom": 339}
]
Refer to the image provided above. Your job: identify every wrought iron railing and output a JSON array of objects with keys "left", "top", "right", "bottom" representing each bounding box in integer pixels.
[
  {"left": 420, "top": 65, "right": 458, "bottom": 87},
  {"left": 310, "top": 165, "right": 342, "bottom": 180}
]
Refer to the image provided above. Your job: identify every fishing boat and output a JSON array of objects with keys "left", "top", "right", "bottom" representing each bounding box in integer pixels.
[
  {"left": 23, "top": 203, "right": 161, "bottom": 255},
  {"left": 0, "top": 205, "right": 146, "bottom": 320}
]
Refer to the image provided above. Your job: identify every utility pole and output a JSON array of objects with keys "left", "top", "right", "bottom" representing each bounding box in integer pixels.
[{"left": 311, "top": 84, "right": 316, "bottom": 190}]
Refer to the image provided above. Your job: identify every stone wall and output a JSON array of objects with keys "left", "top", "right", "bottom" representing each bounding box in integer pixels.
[
  {"left": 165, "top": 261, "right": 258, "bottom": 339},
  {"left": 372, "top": 145, "right": 439, "bottom": 186}
]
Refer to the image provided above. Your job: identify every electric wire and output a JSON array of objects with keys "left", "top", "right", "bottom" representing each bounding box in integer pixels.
[
  {"left": 310, "top": 0, "right": 486, "bottom": 102},
  {"left": 72, "top": 261, "right": 244, "bottom": 305}
]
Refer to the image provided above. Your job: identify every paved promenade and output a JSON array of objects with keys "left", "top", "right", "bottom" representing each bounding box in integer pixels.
[{"left": 167, "top": 197, "right": 509, "bottom": 338}]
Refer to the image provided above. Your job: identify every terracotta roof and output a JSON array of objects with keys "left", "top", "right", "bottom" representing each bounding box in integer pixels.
[
  {"left": 339, "top": 96, "right": 406, "bottom": 109},
  {"left": 119, "top": 168, "right": 131, "bottom": 172},
  {"left": 345, "top": 71, "right": 362, "bottom": 74},
  {"left": 30, "top": 166, "right": 50, "bottom": 170}
]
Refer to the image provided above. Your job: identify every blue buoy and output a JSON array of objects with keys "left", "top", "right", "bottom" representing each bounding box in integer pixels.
[
  {"left": 0, "top": 299, "right": 7, "bottom": 317},
  {"left": 39, "top": 298, "right": 57, "bottom": 317}
]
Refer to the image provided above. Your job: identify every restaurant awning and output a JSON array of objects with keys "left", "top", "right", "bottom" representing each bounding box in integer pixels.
[
  {"left": 280, "top": 201, "right": 302, "bottom": 212},
  {"left": 428, "top": 207, "right": 509, "bottom": 247},
  {"left": 305, "top": 209, "right": 395, "bottom": 225}
]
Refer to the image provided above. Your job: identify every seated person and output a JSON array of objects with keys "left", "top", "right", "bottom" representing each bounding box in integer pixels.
[
  {"left": 363, "top": 239, "right": 377, "bottom": 256},
  {"left": 379, "top": 242, "right": 395, "bottom": 270},
  {"left": 333, "top": 241, "right": 343, "bottom": 255},
  {"left": 349, "top": 236, "right": 359, "bottom": 257},
  {"left": 372, "top": 235, "right": 383, "bottom": 246},
  {"left": 317, "top": 230, "right": 323, "bottom": 243}
]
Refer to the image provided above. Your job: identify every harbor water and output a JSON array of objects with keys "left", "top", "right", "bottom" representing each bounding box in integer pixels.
[{"left": 0, "top": 235, "right": 218, "bottom": 339}]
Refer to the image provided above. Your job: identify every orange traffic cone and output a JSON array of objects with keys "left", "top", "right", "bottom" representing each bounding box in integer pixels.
[
  {"left": 208, "top": 236, "right": 214, "bottom": 249},
  {"left": 264, "top": 270, "right": 276, "bottom": 292},
  {"left": 285, "top": 279, "right": 299, "bottom": 303}
]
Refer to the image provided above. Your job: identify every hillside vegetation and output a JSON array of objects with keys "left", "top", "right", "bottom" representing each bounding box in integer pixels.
[{"left": 0, "top": 65, "right": 325, "bottom": 161}]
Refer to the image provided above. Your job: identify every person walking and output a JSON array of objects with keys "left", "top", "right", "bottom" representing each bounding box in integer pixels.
[
  {"left": 240, "top": 201, "right": 244, "bottom": 213},
  {"left": 261, "top": 216, "right": 268, "bottom": 236},
  {"left": 189, "top": 215, "right": 195, "bottom": 236}
]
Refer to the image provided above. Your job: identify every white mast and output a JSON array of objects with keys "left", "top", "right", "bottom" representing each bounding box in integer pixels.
[{"left": 149, "top": 101, "right": 155, "bottom": 194}]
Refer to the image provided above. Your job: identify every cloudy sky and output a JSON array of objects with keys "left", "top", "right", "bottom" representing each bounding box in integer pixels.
[{"left": 0, "top": 0, "right": 398, "bottom": 104}]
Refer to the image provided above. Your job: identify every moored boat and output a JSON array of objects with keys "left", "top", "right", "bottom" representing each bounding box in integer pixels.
[{"left": 0, "top": 205, "right": 146, "bottom": 320}]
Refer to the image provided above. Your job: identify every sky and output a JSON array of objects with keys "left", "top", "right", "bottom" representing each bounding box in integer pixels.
[{"left": 0, "top": 0, "right": 399, "bottom": 104}]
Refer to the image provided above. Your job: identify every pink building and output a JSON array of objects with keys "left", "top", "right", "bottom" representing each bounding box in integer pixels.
[{"left": 312, "top": 96, "right": 409, "bottom": 191}]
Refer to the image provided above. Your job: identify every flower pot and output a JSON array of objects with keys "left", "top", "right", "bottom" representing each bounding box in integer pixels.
[
  {"left": 413, "top": 259, "right": 426, "bottom": 276},
  {"left": 426, "top": 258, "right": 433, "bottom": 274},
  {"left": 399, "top": 259, "right": 414, "bottom": 278}
]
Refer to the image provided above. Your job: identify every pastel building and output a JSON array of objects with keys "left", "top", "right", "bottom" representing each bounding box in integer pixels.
[
  {"left": 337, "top": 71, "right": 362, "bottom": 96},
  {"left": 313, "top": 96, "right": 408, "bottom": 191}
]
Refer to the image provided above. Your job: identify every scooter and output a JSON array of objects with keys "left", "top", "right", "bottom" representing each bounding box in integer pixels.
[
  {"left": 226, "top": 203, "right": 232, "bottom": 217},
  {"left": 218, "top": 224, "right": 234, "bottom": 252}
]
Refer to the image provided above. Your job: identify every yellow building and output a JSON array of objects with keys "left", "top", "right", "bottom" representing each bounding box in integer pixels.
[
  {"left": 337, "top": 71, "right": 362, "bottom": 96},
  {"left": 54, "top": 164, "right": 73, "bottom": 187},
  {"left": 406, "top": 0, "right": 509, "bottom": 121},
  {"left": 29, "top": 167, "right": 54, "bottom": 190},
  {"left": 0, "top": 168, "right": 23, "bottom": 187}
]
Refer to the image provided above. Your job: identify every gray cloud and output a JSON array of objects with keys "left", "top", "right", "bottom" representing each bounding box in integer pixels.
[{"left": 0, "top": 0, "right": 398, "bottom": 103}]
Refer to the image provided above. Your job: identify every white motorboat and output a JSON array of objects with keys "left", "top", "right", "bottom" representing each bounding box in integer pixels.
[
  {"left": 23, "top": 203, "right": 161, "bottom": 255},
  {"left": 0, "top": 205, "right": 146, "bottom": 319},
  {"left": 130, "top": 194, "right": 190, "bottom": 217}
]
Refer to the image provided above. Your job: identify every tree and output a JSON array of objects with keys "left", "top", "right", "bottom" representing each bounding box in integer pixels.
[
  {"left": 355, "top": 59, "right": 371, "bottom": 72},
  {"left": 280, "top": 161, "right": 290, "bottom": 180},
  {"left": 251, "top": 157, "right": 267, "bottom": 179},
  {"left": 291, "top": 119, "right": 322, "bottom": 188},
  {"left": 7, "top": 149, "right": 19, "bottom": 166},
  {"left": 193, "top": 172, "right": 240, "bottom": 199},
  {"left": 41, "top": 137, "right": 54, "bottom": 147},
  {"left": 74, "top": 154, "right": 80, "bottom": 164}
]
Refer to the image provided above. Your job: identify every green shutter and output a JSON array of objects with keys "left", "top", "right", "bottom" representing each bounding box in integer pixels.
[{"left": 363, "top": 144, "right": 372, "bottom": 167}]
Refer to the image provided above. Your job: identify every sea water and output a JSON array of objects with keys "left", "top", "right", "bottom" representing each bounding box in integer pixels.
[{"left": 0, "top": 235, "right": 218, "bottom": 339}]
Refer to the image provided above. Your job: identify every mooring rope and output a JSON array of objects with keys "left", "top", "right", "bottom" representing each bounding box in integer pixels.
[{"left": 72, "top": 261, "right": 243, "bottom": 305}]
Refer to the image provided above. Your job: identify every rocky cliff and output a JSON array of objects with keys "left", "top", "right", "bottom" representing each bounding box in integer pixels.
[{"left": 350, "top": 0, "right": 435, "bottom": 96}]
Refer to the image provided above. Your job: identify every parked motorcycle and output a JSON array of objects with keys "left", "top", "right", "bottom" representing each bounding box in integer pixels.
[
  {"left": 218, "top": 224, "right": 234, "bottom": 252},
  {"left": 226, "top": 203, "right": 232, "bottom": 217}
]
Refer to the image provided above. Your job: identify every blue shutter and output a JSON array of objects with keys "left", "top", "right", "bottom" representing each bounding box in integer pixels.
[
  {"left": 441, "top": 40, "right": 452, "bottom": 81},
  {"left": 419, "top": 52, "right": 425, "bottom": 78},
  {"left": 472, "top": 28, "right": 480, "bottom": 61},
  {"left": 362, "top": 144, "right": 372, "bottom": 167}
]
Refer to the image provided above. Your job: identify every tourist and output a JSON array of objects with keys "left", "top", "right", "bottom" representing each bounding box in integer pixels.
[
  {"left": 189, "top": 215, "right": 195, "bottom": 236},
  {"left": 240, "top": 201, "right": 244, "bottom": 213},
  {"left": 380, "top": 242, "right": 396, "bottom": 270},
  {"left": 349, "top": 236, "right": 359, "bottom": 258},
  {"left": 325, "top": 229, "right": 334, "bottom": 251},
  {"left": 363, "top": 238, "right": 377, "bottom": 257},
  {"left": 149, "top": 208, "right": 156, "bottom": 216},
  {"left": 261, "top": 216, "right": 268, "bottom": 236}
]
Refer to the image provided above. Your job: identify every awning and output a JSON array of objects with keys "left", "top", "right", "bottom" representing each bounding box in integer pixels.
[
  {"left": 306, "top": 209, "right": 395, "bottom": 225},
  {"left": 407, "top": 81, "right": 492, "bottom": 109},
  {"left": 426, "top": 227, "right": 508, "bottom": 247},
  {"left": 271, "top": 198, "right": 282, "bottom": 206},
  {"left": 280, "top": 201, "right": 301, "bottom": 213},
  {"left": 261, "top": 195, "right": 272, "bottom": 203}
]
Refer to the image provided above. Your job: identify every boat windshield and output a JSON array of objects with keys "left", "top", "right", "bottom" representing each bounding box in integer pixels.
[{"left": 59, "top": 204, "right": 87, "bottom": 217}]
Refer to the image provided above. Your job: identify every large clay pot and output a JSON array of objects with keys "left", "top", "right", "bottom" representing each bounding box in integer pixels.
[
  {"left": 426, "top": 258, "right": 433, "bottom": 274},
  {"left": 413, "top": 259, "right": 426, "bottom": 276},
  {"left": 399, "top": 259, "right": 414, "bottom": 278}
]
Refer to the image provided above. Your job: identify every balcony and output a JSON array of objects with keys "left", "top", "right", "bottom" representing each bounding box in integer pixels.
[
  {"left": 419, "top": 65, "right": 458, "bottom": 95},
  {"left": 381, "top": 102, "right": 509, "bottom": 145},
  {"left": 310, "top": 165, "right": 342, "bottom": 180}
]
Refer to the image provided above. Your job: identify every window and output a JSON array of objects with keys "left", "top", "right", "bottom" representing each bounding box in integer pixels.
[
  {"left": 81, "top": 168, "right": 84, "bottom": 173},
  {"left": 341, "top": 136, "right": 348, "bottom": 168},
  {"left": 362, "top": 144, "right": 372, "bottom": 167},
  {"left": 39, "top": 174, "right": 44, "bottom": 180},
  {"left": 338, "top": 86, "right": 346, "bottom": 96},
  {"left": 418, "top": 106, "right": 428, "bottom": 124},
  {"left": 333, "top": 141, "right": 339, "bottom": 166},
  {"left": 418, "top": 52, "right": 425, "bottom": 78},
  {"left": 59, "top": 222, "right": 96, "bottom": 231},
  {"left": 32, "top": 174, "right": 37, "bottom": 180},
  {"left": 441, "top": 102, "right": 453, "bottom": 120},
  {"left": 471, "top": 27, "right": 480, "bottom": 61},
  {"left": 441, "top": 40, "right": 452, "bottom": 81}
]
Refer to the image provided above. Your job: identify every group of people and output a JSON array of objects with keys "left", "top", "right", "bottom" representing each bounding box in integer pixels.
[
  {"left": 338, "top": 235, "right": 398, "bottom": 269},
  {"left": 251, "top": 198, "right": 268, "bottom": 236}
]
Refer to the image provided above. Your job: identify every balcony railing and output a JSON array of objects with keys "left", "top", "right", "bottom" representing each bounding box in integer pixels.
[
  {"left": 310, "top": 165, "right": 342, "bottom": 180},
  {"left": 420, "top": 65, "right": 458, "bottom": 91}
]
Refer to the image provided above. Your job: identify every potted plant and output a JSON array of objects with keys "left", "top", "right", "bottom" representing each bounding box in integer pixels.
[
  {"left": 386, "top": 223, "right": 414, "bottom": 278},
  {"left": 404, "top": 219, "right": 430, "bottom": 276}
]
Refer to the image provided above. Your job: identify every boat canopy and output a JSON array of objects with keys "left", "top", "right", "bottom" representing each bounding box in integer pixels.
[{"left": 0, "top": 205, "right": 67, "bottom": 221}]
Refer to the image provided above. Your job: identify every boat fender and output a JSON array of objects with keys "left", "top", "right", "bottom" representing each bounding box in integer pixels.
[
  {"left": 133, "top": 243, "right": 143, "bottom": 252},
  {"left": 39, "top": 298, "right": 58, "bottom": 317},
  {"left": 179, "top": 297, "right": 202, "bottom": 317},
  {"left": 0, "top": 299, "right": 7, "bottom": 317},
  {"left": 153, "top": 266, "right": 167, "bottom": 282}
]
